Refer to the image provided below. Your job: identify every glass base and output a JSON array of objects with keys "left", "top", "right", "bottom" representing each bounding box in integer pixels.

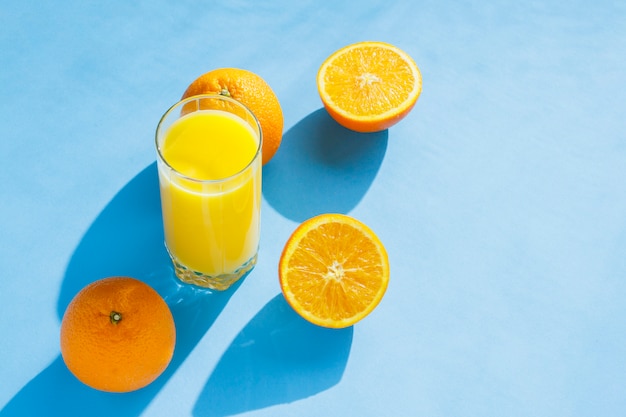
[{"left": 168, "top": 252, "right": 257, "bottom": 291}]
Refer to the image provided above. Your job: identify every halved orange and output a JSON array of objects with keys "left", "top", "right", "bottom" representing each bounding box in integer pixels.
[
  {"left": 279, "top": 213, "right": 390, "bottom": 328},
  {"left": 317, "top": 41, "right": 422, "bottom": 133}
]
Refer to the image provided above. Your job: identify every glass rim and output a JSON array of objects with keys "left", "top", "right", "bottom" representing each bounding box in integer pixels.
[{"left": 155, "top": 93, "right": 263, "bottom": 184}]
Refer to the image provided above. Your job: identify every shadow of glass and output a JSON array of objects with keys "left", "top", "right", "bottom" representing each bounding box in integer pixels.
[
  {"left": 57, "top": 161, "right": 168, "bottom": 317},
  {"left": 1, "top": 162, "right": 242, "bottom": 417},
  {"left": 263, "top": 108, "right": 388, "bottom": 222},
  {"left": 193, "top": 294, "right": 353, "bottom": 417}
]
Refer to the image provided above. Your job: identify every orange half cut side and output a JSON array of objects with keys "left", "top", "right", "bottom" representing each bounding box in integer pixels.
[
  {"left": 279, "top": 213, "right": 390, "bottom": 328},
  {"left": 317, "top": 41, "right": 422, "bottom": 133}
]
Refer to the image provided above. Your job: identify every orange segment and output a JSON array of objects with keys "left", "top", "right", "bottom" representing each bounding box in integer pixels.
[
  {"left": 279, "top": 213, "right": 390, "bottom": 328},
  {"left": 317, "top": 41, "right": 422, "bottom": 132}
]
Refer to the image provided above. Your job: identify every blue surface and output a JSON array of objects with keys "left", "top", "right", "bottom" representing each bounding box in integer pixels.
[{"left": 1, "top": 1, "right": 625, "bottom": 416}]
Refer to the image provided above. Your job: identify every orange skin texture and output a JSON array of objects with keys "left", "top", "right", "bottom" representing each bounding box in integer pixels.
[{"left": 60, "top": 277, "right": 176, "bottom": 393}]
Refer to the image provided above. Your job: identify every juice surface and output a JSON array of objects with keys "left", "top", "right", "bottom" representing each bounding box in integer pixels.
[
  {"left": 162, "top": 110, "right": 258, "bottom": 180},
  {"left": 158, "top": 110, "right": 261, "bottom": 276}
]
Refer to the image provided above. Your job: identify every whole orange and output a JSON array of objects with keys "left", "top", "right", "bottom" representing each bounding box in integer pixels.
[
  {"left": 182, "top": 68, "right": 284, "bottom": 165},
  {"left": 60, "top": 276, "right": 176, "bottom": 393}
]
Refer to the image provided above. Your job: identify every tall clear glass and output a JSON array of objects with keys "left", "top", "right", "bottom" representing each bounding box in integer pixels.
[{"left": 155, "top": 94, "right": 262, "bottom": 290}]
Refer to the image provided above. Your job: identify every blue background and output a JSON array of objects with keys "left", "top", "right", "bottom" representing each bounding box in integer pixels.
[{"left": 1, "top": 1, "right": 625, "bottom": 416}]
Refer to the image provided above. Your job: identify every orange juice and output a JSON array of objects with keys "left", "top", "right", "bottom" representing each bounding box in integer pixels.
[{"left": 156, "top": 100, "right": 262, "bottom": 289}]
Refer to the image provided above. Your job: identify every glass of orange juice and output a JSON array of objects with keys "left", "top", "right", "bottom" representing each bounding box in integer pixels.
[{"left": 155, "top": 94, "right": 262, "bottom": 290}]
